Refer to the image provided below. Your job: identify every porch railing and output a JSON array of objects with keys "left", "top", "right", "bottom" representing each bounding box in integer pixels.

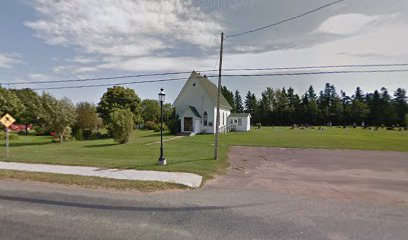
[{"left": 218, "top": 124, "right": 236, "bottom": 134}]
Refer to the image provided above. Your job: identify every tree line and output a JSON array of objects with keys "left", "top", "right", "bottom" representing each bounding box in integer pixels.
[
  {"left": 2, "top": 83, "right": 407, "bottom": 144},
  {"left": 221, "top": 84, "right": 408, "bottom": 127},
  {"left": 1, "top": 86, "right": 176, "bottom": 144}
]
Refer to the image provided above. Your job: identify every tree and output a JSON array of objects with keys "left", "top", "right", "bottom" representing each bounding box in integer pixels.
[
  {"left": 355, "top": 87, "right": 364, "bottom": 101},
  {"left": 234, "top": 90, "right": 244, "bottom": 113},
  {"left": 97, "top": 86, "right": 142, "bottom": 130},
  {"left": 367, "top": 90, "right": 382, "bottom": 125},
  {"left": 287, "top": 87, "right": 301, "bottom": 124},
  {"left": 221, "top": 86, "right": 234, "bottom": 110},
  {"left": 12, "top": 88, "right": 43, "bottom": 134},
  {"left": 110, "top": 109, "right": 134, "bottom": 144},
  {"left": 0, "top": 87, "right": 25, "bottom": 118},
  {"left": 141, "top": 99, "right": 160, "bottom": 123},
  {"left": 380, "top": 87, "right": 397, "bottom": 125},
  {"left": 162, "top": 103, "right": 174, "bottom": 122},
  {"left": 36, "top": 93, "right": 58, "bottom": 134},
  {"left": 74, "top": 102, "right": 101, "bottom": 139},
  {"left": 393, "top": 88, "right": 407, "bottom": 126},
  {"left": 53, "top": 98, "right": 77, "bottom": 143}
]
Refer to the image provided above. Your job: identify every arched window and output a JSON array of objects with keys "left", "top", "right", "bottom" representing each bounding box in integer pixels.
[{"left": 203, "top": 111, "right": 208, "bottom": 126}]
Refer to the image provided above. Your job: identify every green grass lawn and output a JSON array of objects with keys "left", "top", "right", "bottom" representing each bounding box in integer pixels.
[{"left": 1, "top": 127, "right": 407, "bottom": 182}]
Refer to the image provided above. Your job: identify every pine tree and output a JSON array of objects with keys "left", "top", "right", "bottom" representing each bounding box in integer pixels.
[
  {"left": 221, "top": 86, "right": 234, "bottom": 110},
  {"left": 393, "top": 88, "right": 407, "bottom": 126},
  {"left": 234, "top": 90, "right": 244, "bottom": 113}
]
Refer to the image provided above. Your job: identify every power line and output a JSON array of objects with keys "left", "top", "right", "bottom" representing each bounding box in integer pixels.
[
  {"left": 28, "top": 68, "right": 408, "bottom": 91},
  {"left": 3, "top": 63, "right": 407, "bottom": 87},
  {"left": 2, "top": 71, "right": 200, "bottom": 86},
  {"left": 225, "top": 0, "right": 344, "bottom": 39},
  {"left": 30, "top": 76, "right": 196, "bottom": 91},
  {"left": 222, "top": 69, "right": 408, "bottom": 77},
  {"left": 222, "top": 63, "right": 408, "bottom": 72}
]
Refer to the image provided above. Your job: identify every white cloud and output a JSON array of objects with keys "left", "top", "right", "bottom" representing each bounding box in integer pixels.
[
  {"left": 25, "top": 0, "right": 222, "bottom": 58},
  {"left": 97, "top": 56, "right": 216, "bottom": 72},
  {"left": 66, "top": 56, "right": 97, "bottom": 64},
  {"left": 28, "top": 73, "right": 52, "bottom": 81},
  {"left": 317, "top": 14, "right": 380, "bottom": 35},
  {"left": 0, "top": 53, "right": 21, "bottom": 68}
]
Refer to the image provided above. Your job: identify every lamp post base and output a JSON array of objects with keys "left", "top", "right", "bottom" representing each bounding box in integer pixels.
[{"left": 158, "top": 158, "right": 167, "bottom": 166}]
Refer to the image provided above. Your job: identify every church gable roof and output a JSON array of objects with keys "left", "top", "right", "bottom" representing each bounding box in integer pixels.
[{"left": 173, "top": 71, "right": 232, "bottom": 110}]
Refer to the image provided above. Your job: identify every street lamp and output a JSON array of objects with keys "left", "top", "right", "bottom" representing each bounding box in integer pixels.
[{"left": 158, "top": 88, "right": 166, "bottom": 166}]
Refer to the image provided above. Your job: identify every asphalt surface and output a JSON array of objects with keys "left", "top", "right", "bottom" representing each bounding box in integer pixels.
[{"left": 1, "top": 147, "right": 408, "bottom": 240}]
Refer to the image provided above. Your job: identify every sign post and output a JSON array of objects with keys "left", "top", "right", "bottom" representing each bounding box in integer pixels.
[{"left": 1, "top": 113, "right": 16, "bottom": 159}]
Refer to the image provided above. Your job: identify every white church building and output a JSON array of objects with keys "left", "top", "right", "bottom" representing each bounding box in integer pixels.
[{"left": 173, "top": 71, "right": 251, "bottom": 134}]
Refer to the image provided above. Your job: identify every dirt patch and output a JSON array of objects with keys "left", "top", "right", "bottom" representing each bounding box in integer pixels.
[{"left": 207, "top": 147, "right": 408, "bottom": 205}]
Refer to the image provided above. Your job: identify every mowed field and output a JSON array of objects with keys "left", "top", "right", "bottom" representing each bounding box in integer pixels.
[{"left": 1, "top": 127, "right": 407, "bottom": 181}]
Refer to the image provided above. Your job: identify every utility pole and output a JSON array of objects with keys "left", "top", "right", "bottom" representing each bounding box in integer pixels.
[{"left": 214, "top": 32, "right": 224, "bottom": 160}]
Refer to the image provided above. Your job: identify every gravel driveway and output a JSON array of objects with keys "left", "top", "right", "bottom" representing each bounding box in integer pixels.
[{"left": 208, "top": 146, "right": 408, "bottom": 205}]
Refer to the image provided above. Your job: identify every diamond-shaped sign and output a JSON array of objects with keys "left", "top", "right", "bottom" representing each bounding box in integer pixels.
[{"left": 0, "top": 113, "right": 16, "bottom": 128}]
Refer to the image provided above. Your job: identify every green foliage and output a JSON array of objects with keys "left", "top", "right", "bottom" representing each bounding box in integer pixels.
[
  {"left": 54, "top": 98, "right": 77, "bottom": 143},
  {"left": 36, "top": 95, "right": 76, "bottom": 142},
  {"left": 141, "top": 99, "right": 160, "bottom": 122},
  {"left": 153, "top": 123, "right": 168, "bottom": 132},
  {"left": 233, "top": 90, "right": 244, "bottom": 113},
  {"left": 110, "top": 109, "right": 134, "bottom": 144},
  {"left": 405, "top": 114, "right": 408, "bottom": 127},
  {"left": 221, "top": 86, "right": 234, "bottom": 109},
  {"left": 76, "top": 102, "right": 101, "bottom": 131},
  {"left": 167, "top": 118, "right": 181, "bottom": 134},
  {"left": 11, "top": 88, "right": 43, "bottom": 129},
  {"left": 62, "top": 126, "right": 73, "bottom": 141},
  {"left": 0, "top": 87, "right": 25, "bottom": 117},
  {"left": 97, "top": 86, "right": 142, "bottom": 129},
  {"left": 228, "top": 84, "right": 407, "bottom": 127},
  {"left": 162, "top": 103, "right": 174, "bottom": 122}
]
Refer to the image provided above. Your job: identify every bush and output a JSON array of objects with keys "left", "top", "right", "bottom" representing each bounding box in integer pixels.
[
  {"left": 110, "top": 109, "right": 134, "bottom": 144},
  {"left": 144, "top": 121, "right": 156, "bottom": 130},
  {"left": 82, "top": 129, "right": 94, "bottom": 140},
  {"left": 72, "top": 127, "right": 84, "bottom": 141},
  {"left": 62, "top": 126, "right": 73, "bottom": 141},
  {"left": 153, "top": 123, "right": 168, "bottom": 132},
  {"left": 166, "top": 118, "right": 181, "bottom": 134}
]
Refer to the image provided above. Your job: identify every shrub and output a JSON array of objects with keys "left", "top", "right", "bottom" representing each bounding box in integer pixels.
[
  {"left": 110, "top": 109, "right": 134, "bottom": 144},
  {"left": 62, "top": 126, "right": 73, "bottom": 141},
  {"left": 72, "top": 127, "right": 83, "bottom": 141},
  {"left": 82, "top": 129, "right": 94, "bottom": 140},
  {"left": 166, "top": 118, "right": 181, "bottom": 134},
  {"left": 153, "top": 123, "right": 168, "bottom": 132},
  {"left": 144, "top": 121, "right": 156, "bottom": 130}
]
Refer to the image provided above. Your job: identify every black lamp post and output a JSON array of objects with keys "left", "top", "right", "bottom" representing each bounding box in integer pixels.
[{"left": 158, "top": 88, "right": 166, "bottom": 166}]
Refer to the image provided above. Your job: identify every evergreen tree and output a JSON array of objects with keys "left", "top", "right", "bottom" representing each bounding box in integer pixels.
[
  {"left": 221, "top": 86, "right": 234, "bottom": 110},
  {"left": 234, "top": 90, "right": 244, "bottom": 113},
  {"left": 393, "top": 88, "right": 407, "bottom": 126}
]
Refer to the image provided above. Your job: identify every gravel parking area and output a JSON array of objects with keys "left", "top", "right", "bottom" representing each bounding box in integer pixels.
[{"left": 208, "top": 147, "right": 408, "bottom": 204}]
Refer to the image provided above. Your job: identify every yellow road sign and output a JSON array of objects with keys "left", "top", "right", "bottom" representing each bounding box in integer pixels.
[{"left": 0, "top": 113, "right": 16, "bottom": 128}]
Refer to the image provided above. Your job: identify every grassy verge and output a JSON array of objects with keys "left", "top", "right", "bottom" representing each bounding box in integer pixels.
[
  {"left": 0, "top": 127, "right": 406, "bottom": 189},
  {"left": 0, "top": 170, "right": 187, "bottom": 192}
]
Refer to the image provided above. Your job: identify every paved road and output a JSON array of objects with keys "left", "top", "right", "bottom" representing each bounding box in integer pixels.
[{"left": 1, "top": 147, "right": 408, "bottom": 240}]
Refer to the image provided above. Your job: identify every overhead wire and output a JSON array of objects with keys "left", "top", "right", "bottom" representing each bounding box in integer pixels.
[
  {"left": 225, "top": 0, "right": 344, "bottom": 39},
  {"left": 28, "top": 68, "right": 408, "bottom": 91},
  {"left": 3, "top": 63, "right": 408, "bottom": 86}
]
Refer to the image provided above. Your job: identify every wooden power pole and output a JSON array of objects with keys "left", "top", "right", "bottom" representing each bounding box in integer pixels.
[{"left": 214, "top": 32, "right": 224, "bottom": 160}]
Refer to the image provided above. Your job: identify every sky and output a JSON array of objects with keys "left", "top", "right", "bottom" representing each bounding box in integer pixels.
[{"left": 0, "top": 0, "right": 408, "bottom": 104}]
